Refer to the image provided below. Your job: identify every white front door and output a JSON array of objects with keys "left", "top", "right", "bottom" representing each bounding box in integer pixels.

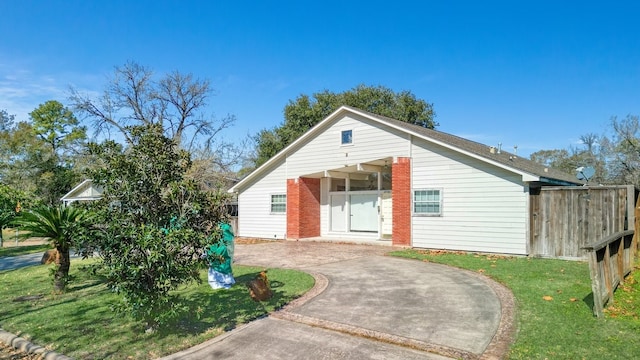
[
  {"left": 350, "top": 193, "right": 378, "bottom": 232},
  {"left": 330, "top": 194, "right": 347, "bottom": 232},
  {"left": 380, "top": 191, "right": 392, "bottom": 238}
]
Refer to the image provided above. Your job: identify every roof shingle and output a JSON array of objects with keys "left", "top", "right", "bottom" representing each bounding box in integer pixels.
[{"left": 344, "top": 105, "right": 583, "bottom": 186}]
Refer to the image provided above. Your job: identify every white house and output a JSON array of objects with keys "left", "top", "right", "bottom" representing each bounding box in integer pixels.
[
  {"left": 60, "top": 179, "right": 103, "bottom": 206},
  {"left": 229, "top": 106, "right": 581, "bottom": 255}
]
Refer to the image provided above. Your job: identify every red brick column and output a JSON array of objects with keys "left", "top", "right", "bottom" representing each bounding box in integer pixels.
[
  {"left": 287, "top": 177, "right": 321, "bottom": 239},
  {"left": 392, "top": 157, "right": 411, "bottom": 246},
  {"left": 286, "top": 179, "right": 300, "bottom": 239}
]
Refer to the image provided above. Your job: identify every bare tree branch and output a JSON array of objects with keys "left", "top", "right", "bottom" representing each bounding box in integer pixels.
[
  {"left": 69, "top": 61, "right": 235, "bottom": 151},
  {"left": 69, "top": 87, "right": 133, "bottom": 144}
]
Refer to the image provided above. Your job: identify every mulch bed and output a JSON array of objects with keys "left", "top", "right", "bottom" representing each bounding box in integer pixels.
[
  {"left": 0, "top": 342, "right": 41, "bottom": 360},
  {"left": 234, "top": 237, "right": 275, "bottom": 245}
]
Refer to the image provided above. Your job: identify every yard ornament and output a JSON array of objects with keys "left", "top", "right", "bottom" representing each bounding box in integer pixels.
[{"left": 205, "top": 223, "right": 235, "bottom": 289}]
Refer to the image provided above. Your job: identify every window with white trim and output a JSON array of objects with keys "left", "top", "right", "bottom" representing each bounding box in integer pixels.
[
  {"left": 270, "top": 194, "right": 286, "bottom": 213},
  {"left": 341, "top": 130, "right": 353, "bottom": 145},
  {"left": 413, "top": 189, "right": 442, "bottom": 215}
]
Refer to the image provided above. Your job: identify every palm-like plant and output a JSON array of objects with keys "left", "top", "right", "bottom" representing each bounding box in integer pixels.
[{"left": 13, "top": 205, "right": 92, "bottom": 292}]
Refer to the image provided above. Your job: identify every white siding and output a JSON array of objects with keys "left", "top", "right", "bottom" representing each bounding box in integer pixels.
[
  {"left": 237, "top": 158, "right": 288, "bottom": 239},
  {"left": 320, "top": 177, "right": 331, "bottom": 234},
  {"left": 285, "top": 114, "right": 410, "bottom": 176},
  {"left": 78, "top": 185, "right": 101, "bottom": 197},
  {"left": 410, "top": 139, "right": 529, "bottom": 254},
  {"left": 286, "top": 115, "right": 411, "bottom": 238},
  {"left": 235, "top": 110, "right": 531, "bottom": 253}
]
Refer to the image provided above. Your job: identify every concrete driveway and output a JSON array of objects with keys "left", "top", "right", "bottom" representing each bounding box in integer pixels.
[
  {"left": 161, "top": 241, "right": 515, "bottom": 360},
  {"left": 0, "top": 252, "right": 44, "bottom": 271}
]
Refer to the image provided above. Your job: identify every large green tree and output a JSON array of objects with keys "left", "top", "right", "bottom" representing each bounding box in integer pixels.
[
  {"left": 252, "top": 84, "right": 437, "bottom": 167},
  {"left": 28, "top": 100, "right": 86, "bottom": 206},
  {"left": 529, "top": 149, "right": 573, "bottom": 170},
  {"left": 86, "top": 124, "right": 230, "bottom": 330},
  {"left": 0, "top": 103, "right": 86, "bottom": 205},
  {"left": 528, "top": 118, "right": 640, "bottom": 186},
  {"left": 529, "top": 133, "right": 608, "bottom": 184},
  {"left": 0, "top": 184, "right": 34, "bottom": 247},
  {"left": 0, "top": 109, "right": 15, "bottom": 131},
  {"left": 29, "top": 100, "right": 85, "bottom": 156},
  {"left": 0, "top": 109, "right": 16, "bottom": 185},
  {"left": 0, "top": 119, "right": 44, "bottom": 193}
]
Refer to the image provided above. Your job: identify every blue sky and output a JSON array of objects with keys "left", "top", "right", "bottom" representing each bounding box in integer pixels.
[{"left": 1, "top": 1, "right": 639, "bottom": 158}]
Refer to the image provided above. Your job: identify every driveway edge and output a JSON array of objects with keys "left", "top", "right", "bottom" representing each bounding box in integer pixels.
[
  {"left": 477, "top": 273, "right": 516, "bottom": 360},
  {"left": 277, "top": 272, "right": 329, "bottom": 310},
  {"left": 436, "top": 264, "right": 517, "bottom": 360},
  {"left": 272, "top": 271, "right": 478, "bottom": 359},
  {"left": 0, "top": 329, "right": 73, "bottom": 360},
  {"left": 271, "top": 311, "right": 476, "bottom": 359}
]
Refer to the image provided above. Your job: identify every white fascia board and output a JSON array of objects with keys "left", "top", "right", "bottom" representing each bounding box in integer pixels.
[
  {"left": 357, "top": 163, "right": 382, "bottom": 172},
  {"left": 229, "top": 107, "right": 351, "bottom": 193},
  {"left": 64, "top": 195, "right": 102, "bottom": 202},
  {"left": 229, "top": 105, "right": 541, "bottom": 193},
  {"left": 60, "top": 179, "right": 93, "bottom": 201},
  {"left": 345, "top": 107, "right": 540, "bottom": 183}
]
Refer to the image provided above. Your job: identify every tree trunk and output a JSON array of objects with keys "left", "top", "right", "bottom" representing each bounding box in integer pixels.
[{"left": 54, "top": 246, "right": 71, "bottom": 292}]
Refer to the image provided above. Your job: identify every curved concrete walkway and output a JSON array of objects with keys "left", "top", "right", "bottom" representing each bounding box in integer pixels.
[
  {"left": 161, "top": 241, "right": 515, "bottom": 360},
  {"left": 0, "top": 241, "right": 515, "bottom": 359}
]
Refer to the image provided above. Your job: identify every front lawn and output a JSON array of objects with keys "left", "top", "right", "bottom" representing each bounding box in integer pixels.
[
  {"left": 0, "top": 259, "right": 314, "bottom": 359},
  {"left": 391, "top": 249, "right": 640, "bottom": 359}
]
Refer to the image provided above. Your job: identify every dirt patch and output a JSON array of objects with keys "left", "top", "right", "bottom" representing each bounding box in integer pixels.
[
  {"left": 12, "top": 295, "right": 44, "bottom": 303},
  {"left": 234, "top": 237, "right": 275, "bottom": 245},
  {"left": 0, "top": 238, "right": 48, "bottom": 248},
  {"left": 0, "top": 341, "right": 41, "bottom": 360}
]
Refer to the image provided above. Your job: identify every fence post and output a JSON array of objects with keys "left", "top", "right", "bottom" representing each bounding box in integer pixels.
[
  {"left": 604, "top": 245, "right": 615, "bottom": 302},
  {"left": 587, "top": 249, "right": 604, "bottom": 317},
  {"left": 631, "top": 192, "right": 640, "bottom": 250},
  {"left": 584, "top": 229, "right": 636, "bottom": 318},
  {"left": 616, "top": 239, "right": 625, "bottom": 284}
]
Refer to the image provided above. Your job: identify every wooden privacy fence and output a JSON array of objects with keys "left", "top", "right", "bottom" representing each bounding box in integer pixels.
[
  {"left": 583, "top": 230, "right": 637, "bottom": 317},
  {"left": 529, "top": 185, "right": 634, "bottom": 259}
]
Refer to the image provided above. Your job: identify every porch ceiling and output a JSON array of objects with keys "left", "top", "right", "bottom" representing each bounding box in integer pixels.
[{"left": 301, "top": 157, "right": 392, "bottom": 179}]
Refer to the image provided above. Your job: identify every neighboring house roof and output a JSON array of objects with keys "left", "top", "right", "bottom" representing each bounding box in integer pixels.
[
  {"left": 60, "top": 179, "right": 103, "bottom": 205},
  {"left": 230, "top": 106, "right": 582, "bottom": 193}
]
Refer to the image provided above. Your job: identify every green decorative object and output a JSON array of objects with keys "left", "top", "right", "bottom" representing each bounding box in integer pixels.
[{"left": 206, "top": 223, "right": 235, "bottom": 289}]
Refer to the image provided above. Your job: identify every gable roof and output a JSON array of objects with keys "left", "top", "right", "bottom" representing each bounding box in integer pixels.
[
  {"left": 231, "top": 106, "right": 582, "bottom": 192},
  {"left": 352, "top": 106, "right": 582, "bottom": 186},
  {"left": 60, "top": 179, "right": 103, "bottom": 204}
]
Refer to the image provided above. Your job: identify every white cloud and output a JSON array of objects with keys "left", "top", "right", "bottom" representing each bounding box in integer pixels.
[{"left": 0, "top": 62, "right": 103, "bottom": 121}]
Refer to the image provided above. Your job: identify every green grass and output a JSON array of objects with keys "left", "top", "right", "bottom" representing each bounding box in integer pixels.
[
  {"left": 0, "top": 259, "right": 314, "bottom": 359},
  {"left": 391, "top": 249, "right": 640, "bottom": 359},
  {"left": 606, "top": 262, "right": 640, "bottom": 321},
  {"left": 0, "top": 244, "right": 51, "bottom": 258}
]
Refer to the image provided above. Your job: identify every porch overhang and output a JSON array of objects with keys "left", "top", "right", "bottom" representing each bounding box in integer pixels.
[{"left": 299, "top": 157, "right": 393, "bottom": 180}]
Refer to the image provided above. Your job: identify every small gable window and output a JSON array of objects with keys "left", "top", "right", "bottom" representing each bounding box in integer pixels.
[{"left": 341, "top": 130, "right": 353, "bottom": 145}]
